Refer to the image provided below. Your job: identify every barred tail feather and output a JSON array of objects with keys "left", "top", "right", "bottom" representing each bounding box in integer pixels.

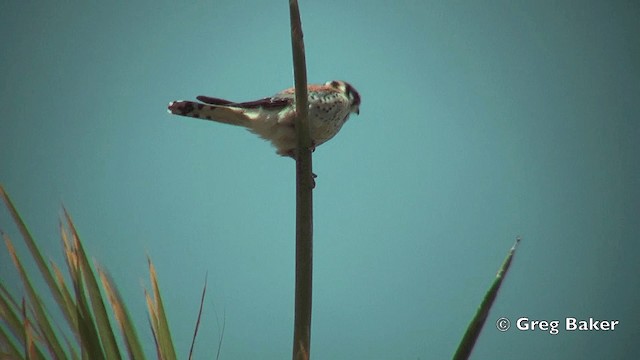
[{"left": 167, "top": 101, "right": 250, "bottom": 127}]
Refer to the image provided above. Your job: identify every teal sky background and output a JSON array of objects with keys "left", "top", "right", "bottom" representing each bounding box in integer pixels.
[{"left": 1, "top": 1, "right": 639, "bottom": 359}]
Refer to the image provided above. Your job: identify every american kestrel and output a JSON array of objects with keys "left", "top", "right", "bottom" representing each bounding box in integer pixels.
[{"left": 168, "top": 80, "right": 361, "bottom": 157}]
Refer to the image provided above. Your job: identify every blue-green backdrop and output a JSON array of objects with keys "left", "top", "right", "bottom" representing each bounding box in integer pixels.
[{"left": 1, "top": 1, "right": 638, "bottom": 359}]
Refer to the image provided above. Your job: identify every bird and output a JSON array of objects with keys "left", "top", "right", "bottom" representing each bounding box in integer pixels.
[{"left": 167, "top": 80, "right": 361, "bottom": 158}]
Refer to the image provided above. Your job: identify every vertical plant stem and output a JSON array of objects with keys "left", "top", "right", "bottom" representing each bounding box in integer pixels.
[{"left": 289, "top": 1, "right": 313, "bottom": 359}]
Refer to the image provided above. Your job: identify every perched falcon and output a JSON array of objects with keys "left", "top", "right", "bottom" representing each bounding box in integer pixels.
[{"left": 168, "top": 80, "right": 361, "bottom": 157}]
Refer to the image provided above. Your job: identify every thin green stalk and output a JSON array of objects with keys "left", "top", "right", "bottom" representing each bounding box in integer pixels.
[
  {"left": 188, "top": 274, "right": 207, "bottom": 360},
  {"left": 289, "top": 1, "right": 313, "bottom": 360},
  {"left": 453, "top": 237, "right": 521, "bottom": 360}
]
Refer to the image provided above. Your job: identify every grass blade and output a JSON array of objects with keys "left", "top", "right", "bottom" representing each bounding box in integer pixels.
[
  {"left": 188, "top": 274, "right": 207, "bottom": 360},
  {"left": 147, "top": 259, "right": 176, "bottom": 360},
  {"left": 63, "top": 209, "right": 121, "bottom": 360},
  {"left": 67, "top": 244, "right": 105, "bottom": 360},
  {"left": 1, "top": 188, "right": 69, "bottom": 359},
  {"left": 145, "top": 289, "right": 161, "bottom": 360},
  {"left": 49, "top": 259, "right": 80, "bottom": 344},
  {"left": 214, "top": 308, "right": 225, "bottom": 360},
  {"left": 3, "top": 232, "right": 66, "bottom": 359},
  {"left": 0, "top": 325, "right": 23, "bottom": 359},
  {"left": 0, "top": 187, "right": 74, "bottom": 331},
  {"left": 453, "top": 237, "right": 521, "bottom": 360},
  {"left": 0, "top": 287, "right": 24, "bottom": 359},
  {"left": 98, "top": 268, "right": 146, "bottom": 360},
  {"left": 0, "top": 279, "right": 25, "bottom": 350}
]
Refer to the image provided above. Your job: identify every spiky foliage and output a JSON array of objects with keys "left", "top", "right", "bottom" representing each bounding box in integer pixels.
[
  {"left": 0, "top": 185, "right": 178, "bottom": 359},
  {"left": 453, "top": 237, "right": 521, "bottom": 360}
]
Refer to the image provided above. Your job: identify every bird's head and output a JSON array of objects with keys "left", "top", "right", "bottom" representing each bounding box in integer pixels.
[{"left": 326, "top": 80, "right": 360, "bottom": 115}]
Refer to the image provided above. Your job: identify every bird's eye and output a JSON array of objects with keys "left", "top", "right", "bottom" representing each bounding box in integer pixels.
[{"left": 330, "top": 81, "right": 340, "bottom": 88}]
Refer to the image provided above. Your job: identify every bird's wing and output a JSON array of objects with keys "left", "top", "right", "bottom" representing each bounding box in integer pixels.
[
  {"left": 197, "top": 95, "right": 292, "bottom": 110},
  {"left": 194, "top": 96, "right": 235, "bottom": 106}
]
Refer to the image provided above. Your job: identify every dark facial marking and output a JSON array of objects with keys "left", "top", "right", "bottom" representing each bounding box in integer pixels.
[{"left": 344, "top": 82, "right": 361, "bottom": 107}]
